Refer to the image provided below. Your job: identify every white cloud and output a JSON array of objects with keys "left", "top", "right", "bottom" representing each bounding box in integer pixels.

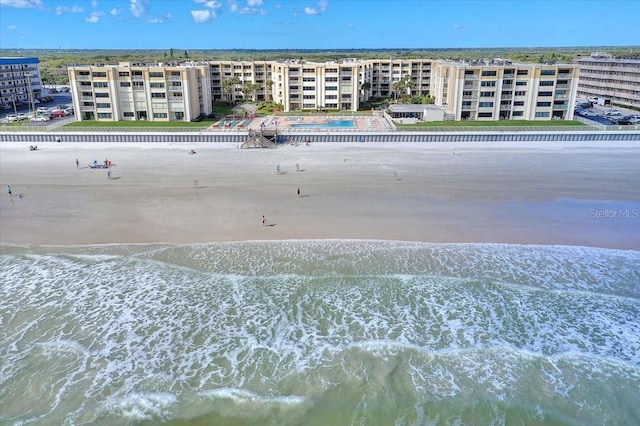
[
  {"left": 453, "top": 24, "right": 469, "bottom": 30},
  {"left": 85, "top": 11, "right": 104, "bottom": 23},
  {"left": 130, "top": 0, "right": 148, "bottom": 18},
  {"left": 191, "top": 9, "right": 212, "bottom": 23},
  {"left": 305, "top": 0, "right": 328, "bottom": 15},
  {"left": 91, "top": 0, "right": 98, "bottom": 7},
  {"left": 110, "top": 7, "right": 120, "bottom": 16},
  {"left": 191, "top": 0, "right": 222, "bottom": 22},
  {"left": 56, "top": 5, "right": 83, "bottom": 15},
  {"left": 7, "top": 24, "right": 17, "bottom": 29},
  {"left": 0, "top": 0, "right": 42, "bottom": 8},
  {"left": 247, "top": 0, "right": 263, "bottom": 5}
]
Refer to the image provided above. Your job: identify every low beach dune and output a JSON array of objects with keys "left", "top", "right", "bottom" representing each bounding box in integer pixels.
[{"left": 1, "top": 140, "right": 639, "bottom": 249}]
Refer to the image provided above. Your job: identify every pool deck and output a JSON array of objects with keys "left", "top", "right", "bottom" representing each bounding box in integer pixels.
[{"left": 245, "top": 114, "right": 393, "bottom": 132}]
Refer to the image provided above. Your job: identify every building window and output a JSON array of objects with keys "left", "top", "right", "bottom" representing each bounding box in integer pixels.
[
  {"left": 95, "top": 92, "right": 109, "bottom": 98},
  {"left": 514, "top": 101, "right": 525, "bottom": 106},
  {"left": 118, "top": 71, "right": 130, "bottom": 77},
  {"left": 535, "top": 111, "right": 550, "bottom": 117},
  {"left": 123, "top": 112, "right": 134, "bottom": 117},
  {"left": 516, "top": 70, "right": 529, "bottom": 76},
  {"left": 175, "top": 112, "right": 184, "bottom": 120},
  {"left": 93, "top": 82, "right": 108, "bottom": 88},
  {"left": 481, "top": 71, "right": 497, "bottom": 76},
  {"left": 480, "top": 91, "right": 495, "bottom": 97},
  {"left": 151, "top": 92, "right": 166, "bottom": 98},
  {"left": 541, "top": 70, "right": 556, "bottom": 76},
  {"left": 325, "top": 77, "right": 338, "bottom": 82},
  {"left": 515, "top": 91, "right": 526, "bottom": 96},
  {"left": 96, "top": 103, "right": 111, "bottom": 108},
  {"left": 303, "top": 95, "right": 316, "bottom": 99},
  {"left": 149, "top": 72, "right": 164, "bottom": 78},
  {"left": 302, "top": 68, "right": 315, "bottom": 73},
  {"left": 536, "top": 101, "right": 552, "bottom": 107},
  {"left": 97, "top": 112, "right": 112, "bottom": 119},
  {"left": 326, "top": 86, "right": 337, "bottom": 91},
  {"left": 516, "top": 81, "right": 527, "bottom": 86},
  {"left": 479, "top": 102, "right": 494, "bottom": 107},
  {"left": 539, "top": 81, "right": 554, "bottom": 86},
  {"left": 120, "top": 82, "right": 131, "bottom": 87},
  {"left": 538, "top": 91, "right": 553, "bottom": 97},
  {"left": 480, "top": 81, "right": 496, "bottom": 87},
  {"left": 153, "top": 112, "right": 168, "bottom": 118},
  {"left": 92, "top": 72, "right": 107, "bottom": 78},
  {"left": 478, "top": 112, "right": 493, "bottom": 117},
  {"left": 150, "top": 82, "right": 165, "bottom": 88},
  {"left": 302, "top": 77, "right": 315, "bottom": 82},
  {"left": 513, "top": 111, "right": 524, "bottom": 116}
]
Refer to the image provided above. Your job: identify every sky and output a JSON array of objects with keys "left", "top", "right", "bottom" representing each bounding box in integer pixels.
[{"left": 0, "top": 0, "right": 638, "bottom": 50}]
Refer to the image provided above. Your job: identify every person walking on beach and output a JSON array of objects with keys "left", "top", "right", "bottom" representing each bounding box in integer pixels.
[
  {"left": 276, "top": 165, "right": 281, "bottom": 174},
  {"left": 296, "top": 163, "right": 300, "bottom": 172},
  {"left": 75, "top": 158, "right": 79, "bottom": 168},
  {"left": 107, "top": 169, "right": 112, "bottom": 179},
  {"left": 297, "top": 187, "right": 300, "bottom": 197},
  {"left": 7, "top": 185, "right": 12, "bottom": 198},
  {"left": 262, "top": 215, "right": 266, "bottom": 226}
]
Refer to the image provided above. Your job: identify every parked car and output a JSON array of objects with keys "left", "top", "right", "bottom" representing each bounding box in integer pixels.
[
  {"left": 6, "top": 114, "right": 18, "bottom": 122},
  {"left": 15, "top": 113, "right": 28, "bottom": 121},
  {"left": 581, "top": 110, "right": 599, "bottom": 117},
  {"left": 612, "top": 116, "right": 633, "bottom": 125},
  {"left": 36, "top": 106, "right": 49, "bottom": 114},
  {"left": 30, "top": 115, "right": 50, "bottom": 122},
  {"left": 51, "top": 110, "right": 67, "bottom": 118},
  {"left": 628, "top": 115, "right": 640, "bottom": 124},
  {"left": 64, "top": 108, "right": 74, "bottom": 115}
]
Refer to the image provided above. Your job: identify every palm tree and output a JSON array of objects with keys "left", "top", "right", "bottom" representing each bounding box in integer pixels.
[
  {"left": 222, "top": 77, "right": 241, "bottom": 103},
  {"left": 265, "top": 79, "right": 274, "bottom": 103},
  {"left": 360, "top": 82, "right": 371, "bottom": 101}
]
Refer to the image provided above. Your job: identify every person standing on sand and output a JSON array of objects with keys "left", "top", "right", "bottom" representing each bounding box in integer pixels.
[
  {"left": 7, "top": 186, "right": 12, "bottom": 197},
  {"left": 76, "top": 159, "right": 79, "bottom": 168},
  {"left": 107, "top": 169, "right": 112, "bottom": 180},
  {"left": 262, "top": 215, "right": 266, "bottom": 226},
  {"left": 297, "top": 187, "right": 300, "bottom": 197}
]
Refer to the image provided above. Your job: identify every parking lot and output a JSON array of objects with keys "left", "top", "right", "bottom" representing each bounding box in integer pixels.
[
  {"left": 0, "top": 94, "right": 73, "bottom": 125},
  {"left": 574, "top": 99, "right": 639, "bottom": 126}
]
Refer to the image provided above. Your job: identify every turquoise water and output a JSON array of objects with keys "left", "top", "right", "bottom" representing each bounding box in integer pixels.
[
  {"left": 291, "top": 120, "right": 356, "bottom": 129},
  {"left": 1, "top": 240, "right": 639, "bottom": 425}
]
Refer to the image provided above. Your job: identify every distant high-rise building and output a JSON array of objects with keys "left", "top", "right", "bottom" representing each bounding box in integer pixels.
[
  {"left": 575, "top": 53, "right": 640, "bottom": 109},
  {"left": 0, "top": 57, "right": 43, "bottom": 112}
]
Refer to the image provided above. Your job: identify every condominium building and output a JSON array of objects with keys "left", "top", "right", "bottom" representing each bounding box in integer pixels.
[
  {"left": 575, "top": 53, "right": 640, "bottom": 109},
  {"left": 0, "top": 57, "right": 43, "bottom": 111},
  {"left": 68, "top": 58, "right": 578, "bottom": 122},
  {"left": 432, "top": 60, "right": 578, "bottom": 121},
  {"left": 67, "top": 62, "right": 211, "bottom": 121}
]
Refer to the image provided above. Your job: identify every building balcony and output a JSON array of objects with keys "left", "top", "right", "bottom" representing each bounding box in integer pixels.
[
  {"left": 462, "top": 95, "right": 478, "bottom": 100},
  {"left": 464, "top": 75, "right": 479, "bottom": 80},
  {"left": 167, "top": 76, "right": 181, "bottom": 81},
  {"left": 75, "top": 75, "right": 92, "bottom": 81}
]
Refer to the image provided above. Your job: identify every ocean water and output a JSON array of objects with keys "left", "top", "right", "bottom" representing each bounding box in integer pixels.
[{"left": 1, "top": 240, "right": 639, "bottom": 426}]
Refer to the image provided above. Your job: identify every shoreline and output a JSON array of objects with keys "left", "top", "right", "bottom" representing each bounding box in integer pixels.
[{"left": 1, "top": 141, "right": 639, "bottom": 250}]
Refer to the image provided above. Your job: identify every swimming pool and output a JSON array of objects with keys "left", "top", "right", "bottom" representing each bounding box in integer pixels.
[{"left": 291, "top": 120, "right": 356, "bottom": 129}]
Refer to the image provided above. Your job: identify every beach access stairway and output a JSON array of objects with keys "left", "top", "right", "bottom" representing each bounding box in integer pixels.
[{"left": 241, "top": 130, "right": 276, "bottom": 149}]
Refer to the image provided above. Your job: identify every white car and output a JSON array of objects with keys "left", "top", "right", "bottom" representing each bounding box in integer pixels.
[
  {"left": 37, "top": 107, "right": 49, "bottom": 114},
  {"left": 30, "top": 115, "right": 50, "bottom": 122},
  {"left": 15, "top": 113, "right": 28, "bottom": 121},
  {"left": 6, "top": 114, "right": 19, "bottom": 122}
]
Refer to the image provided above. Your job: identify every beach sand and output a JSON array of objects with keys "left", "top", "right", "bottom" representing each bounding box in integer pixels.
[{"left": 1, "top": 140, "right": 639, "bottom": 249}]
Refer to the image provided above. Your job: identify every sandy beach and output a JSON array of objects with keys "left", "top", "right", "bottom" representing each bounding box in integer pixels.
[{"left": 1, "top": 140, "right": 639, "bottom": 249}]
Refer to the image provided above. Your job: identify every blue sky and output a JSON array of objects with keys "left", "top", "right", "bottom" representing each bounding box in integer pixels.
[{"left": 0, "top": 0, "right": 638, "bottom": 50}]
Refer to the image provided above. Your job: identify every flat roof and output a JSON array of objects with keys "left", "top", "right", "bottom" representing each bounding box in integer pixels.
[{"left": 0, "top": 57, "right": 40, "bottom": 65}]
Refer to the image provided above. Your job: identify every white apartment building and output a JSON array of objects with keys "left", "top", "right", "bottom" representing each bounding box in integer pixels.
[
  {"left": 68, "top": 58, "right": 578, "bottom": 122},
  {"left": 575, "top": 53, "right": 640, "bottom": 109},
  {"left": 0, "top": 57, "right": 43, "bottom": 112},
  {"left": 68, "top": 62, "right": 211, "bottom": 121},
  {"left": 433, "top": 60, "right": 578, "bottom": 121}
]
